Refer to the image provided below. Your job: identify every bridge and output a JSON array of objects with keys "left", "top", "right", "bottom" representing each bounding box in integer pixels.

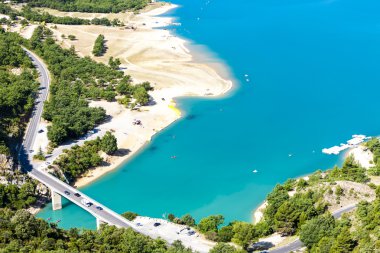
[
  {"left": 18, "top": 48, "right": 216, "bottom": 253},
  {"left": 19, "top": 48, "right": 139, "bottom": 230}
]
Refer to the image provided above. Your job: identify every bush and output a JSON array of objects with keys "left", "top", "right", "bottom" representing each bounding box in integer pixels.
[{"left": 122, "top": 211, "right": 138, "bottom": 221}]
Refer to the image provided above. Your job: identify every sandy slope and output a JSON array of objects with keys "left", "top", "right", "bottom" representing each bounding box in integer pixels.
[{"left": 30, "top": 3, "right": 233, "bottom": 187}]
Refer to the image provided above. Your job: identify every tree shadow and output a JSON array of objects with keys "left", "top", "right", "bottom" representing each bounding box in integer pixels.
[
  {"left": 248, "top": 241, "right": 275, "bottom": 252},
  {"left": 113, "top": 148, "right": 131, "bottom": 157}
]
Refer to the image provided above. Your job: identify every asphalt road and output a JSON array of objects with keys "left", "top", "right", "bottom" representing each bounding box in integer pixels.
[
  {"left": 20, "top": 48, "right": 137, "bottom": 230},
  {"left": 268, "top": 204, "right": 357, "bottom": 253}
]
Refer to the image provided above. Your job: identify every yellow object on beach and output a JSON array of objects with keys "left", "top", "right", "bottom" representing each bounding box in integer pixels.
[{"left": 168, "top": 101, "right": 181, "bottom": 117}]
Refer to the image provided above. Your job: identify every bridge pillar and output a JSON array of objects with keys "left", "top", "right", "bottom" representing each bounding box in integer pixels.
[
  {"left": 51, "top": 190, "right": 62, "bottom": 210},
  {"left": 96, "top": 217, "right": 107, "bottom": 230}
]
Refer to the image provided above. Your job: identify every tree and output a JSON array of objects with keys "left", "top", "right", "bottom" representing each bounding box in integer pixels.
[
  {"left": 210, "top": 243, "right": 242, "bottom": 253},
  {"left": 92, "top": 34, "right": 106, "bottom": 56},
  {"left": 197, "top": 215, "right": 224, "bottom": 233},
  {"left": 300, "top": 214, "right": 335, "bottom": 248},
  {"left": 218, "top": 225, "right": 234, "bottom": 242},
  {"left": 181, "top": 214, "right": 195, "bottom": 227},
  {"left": 133, "top": 86, "right": 149, "bottom": 106},
  {"left": 231, "top": 222, "right": 256, "bottom": 247},
  {"left": 108, "top": 56, "right": 121, "bottom": 70},
  {"left": 330, "top": 228, "right": 356, "bottom": 253},
  {"left": 168, "top": 213, "right": 175, "bottom": 222},
  {"left": 122, "top": 211, "right": 138, "bottom": 221},
  {"left": 101, "top": 131, "right": 118, "bottom": 155}
]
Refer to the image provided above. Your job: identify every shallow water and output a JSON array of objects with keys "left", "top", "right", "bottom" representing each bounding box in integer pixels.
[{"left": 38, "top": 0, "right": 380, "bottom": 229}]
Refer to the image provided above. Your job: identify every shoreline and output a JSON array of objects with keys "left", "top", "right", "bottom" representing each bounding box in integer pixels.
[
  {"left": 46, "top": 3, "right": 235, "bottom": 189},
  {"left": 251, "top": 142, "right": 375, "bottom": 223}
]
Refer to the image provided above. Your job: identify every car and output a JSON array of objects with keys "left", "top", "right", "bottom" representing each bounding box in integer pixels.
[
  {"left": 153, "top": 222, "right": 161, "bottom": 227},
  {"left": 38, "top": 129, "right": 44, "bottom": 133},
  {"left": 187, "top": 231, "right": 195, "bottom": 236},
  {"left": 29, "top": 150, "right": 34, "bottom": 153},
  {"left": 81, "top": 198, "right": 92, "bottom": 207},
  {"left": 136, "top": 223, "right": 143, "bottom": 226},
  {"left": 74, "top": 193, "right": 81, "bottom": 197},
  {"left": 45, "top": 162, "right": 50, "bottom": 165},
  {"left": 96, "top": 206, "right": 103, "bottom": 211},
  {"left": 64, "top": 191, "right": 70, "bottom": 195}
]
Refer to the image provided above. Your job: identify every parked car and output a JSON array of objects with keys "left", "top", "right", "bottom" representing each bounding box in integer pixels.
[
  {"left": 38, "top": 129, "right": 44, "bottom": 133},
  {"left": 153, "top": 222, "right": 161, "bottom": 227},
  {"left": 74, "top": 193, "right": 81, "bottom": 197},
  {"left": 96, "top": 206, "right": 103, "bottom": 211},
  {"left": 64, "top": 191, "right": 70, "bottom": 195}
]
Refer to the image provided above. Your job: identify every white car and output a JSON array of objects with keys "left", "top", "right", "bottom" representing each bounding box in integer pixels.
[{"left": 81, "top": 198, "right": 92, "bottom": 207}]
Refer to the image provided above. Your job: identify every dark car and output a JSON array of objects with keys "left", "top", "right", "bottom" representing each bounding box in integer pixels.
[
  {"left": 64, "top": 191, "right": 70, "bottom": 195},
  {"left": 74, "top": 193, "right": 81, "bottom": 197},
  {"left": 38, "top": 129, "right": 44, "bottom": 133},
  {"left": 153, "top": 222, "right": 161, "bottom": 227},
  {"left": 96, "top": 206, "right": 103, "bottom": 211}
]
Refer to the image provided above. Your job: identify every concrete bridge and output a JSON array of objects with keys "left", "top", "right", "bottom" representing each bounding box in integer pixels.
[{"left": 20, "top": 49, "right": 137, "bottom": 230}]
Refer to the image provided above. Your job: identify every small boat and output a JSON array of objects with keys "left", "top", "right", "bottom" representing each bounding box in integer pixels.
[
  {"left": 171, "top": 156, "right": 177, "bottom": 159},
  {"left": 244, "top": 74, "right": 249, "bottom": 77},
  {"left": 288, "top": 154, "right": 293, "bottom": 157},
  {"left": 56, "top": 219, "right": 61, "bottom": 223},
  {"left": 252, "top": 170, "right": 258, "bottom": 173},
  {"left": 47, "top": 217, "right": 51, "bottom": 221}
]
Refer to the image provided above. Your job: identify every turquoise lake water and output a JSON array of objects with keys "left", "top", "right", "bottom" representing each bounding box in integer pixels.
[{"left": 37, "top": 0, "right": 380, "bottom": 229}]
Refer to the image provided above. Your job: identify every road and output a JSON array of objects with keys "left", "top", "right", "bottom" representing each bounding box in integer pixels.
[
  {"left": 268, "top": 204, "right": 357, "bottom": 253},
  {"left": 19, "top": 49, "right": 213, "bottom": 253},
  {"left": 20, "top": 48, "right": 138, "bottom": 229}
]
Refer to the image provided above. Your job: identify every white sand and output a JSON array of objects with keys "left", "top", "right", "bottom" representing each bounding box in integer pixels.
[
  {"left": 252, "top": 201, "right": 267, "bottom": 224},
  {"left": 28, "top": 3, "right": 233, "bottom": 187},
  {"left": 347, "top": 145, "right": 374, "bottom": 169}
]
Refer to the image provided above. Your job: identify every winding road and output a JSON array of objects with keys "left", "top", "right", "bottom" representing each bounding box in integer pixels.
[
  {"left": 268, "top": 203, "right": 357, "bottom": 253},
  {"left": 19, "top": 48, "right": 213, "bottom": 253}
]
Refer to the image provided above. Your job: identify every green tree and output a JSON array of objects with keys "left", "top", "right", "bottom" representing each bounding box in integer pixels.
[
  {"left": 231, "top": 222, "right": 256, "bottom": 248},
  {"left": 300, "top": 214, "right": 335, "bottom": 248},
  {"left": 210, "top": 243, "right": 241, "bottom": 253},
  {"left": 133, "top": 86, "right": 150, "bottom": 106},
  {"left": 198, "top": 215, "right": 224, "bottom": 233},
  {"left": 122, "top": 211, "right": 138, "bottom": 221},
  {"left": 181, "top": 214, "right": 195, "bottom": 227},
  {"left": 92, "top": 34, "right": 106, "bottom": 56},
  {"left": 101, "top": 131, "right": 118, "bottom": 155},
  {"left": 330, "top": 228, "right": 356, "bottom": 253}
]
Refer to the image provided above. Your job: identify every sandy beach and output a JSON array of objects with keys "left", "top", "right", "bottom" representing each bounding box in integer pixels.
[{"left": 27, "top": 2, "right": 233, "bottom": 188}]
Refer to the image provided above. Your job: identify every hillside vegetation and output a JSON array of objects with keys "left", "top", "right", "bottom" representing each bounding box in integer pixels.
[
  {"left": 15, "top": 0, "right": 150, "bottom": 13},
  {"left": 28, "top": 26, "right": 152, "bottom": 145},
  {"left": 0, "top": 30, "right": 38, "bottom": 156},
  {"left": 0, "top": 208, "right": 194, "bottom": 252}
]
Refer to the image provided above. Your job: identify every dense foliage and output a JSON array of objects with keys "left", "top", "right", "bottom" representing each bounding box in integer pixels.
[
  {"left": 365, "top": 137, "right": 380, "bottom": 175},
  {"left": 20, "top": 0, "right": 150, "bottom": 13},
  {"left": 29, "top": 26, "right": 153, "bottom": 144},
  {"left": 0, "top": 30, "right": 37, "bottom": 155},
  {"left": 0, "top": 208, "right": 194, "bottom": 252},
  {"left": 299, "top": 187, "right": 380, "bottom": 252},
  {"left": 0, "top": 181, "right": 37, "bottom": 210},
  {"left": 54, "top": 132, "right": 117, "bottom": 183},
  {"left": 0, "top": 3, "right": 120, "bottom": 26},
  {"left": 92, "top": 34, "right": 106, "bottom": 56}
]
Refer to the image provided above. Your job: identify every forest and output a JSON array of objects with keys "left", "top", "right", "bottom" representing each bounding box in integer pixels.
[
  {"left": 54, "top": 132, "right": 118, "bottom": 183},
  {"left": 0, "top": 208, "right": 195, "bottom": 252},
  {"left": 0, "top": 29, "right": 38, "bottom": 155},
  {"left": 28, "top": 26, "right": 152, "bottom": 145},
  {"left": 15, "top": 0, "right": 150, "bottom": 13},
  {"left": 0, "top": 3, "right": 121, "bottom": 26}
]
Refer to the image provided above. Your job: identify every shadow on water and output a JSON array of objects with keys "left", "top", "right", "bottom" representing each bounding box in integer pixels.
[{"left": 186, "top": 114, "right": 197, "bottom": 120}]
